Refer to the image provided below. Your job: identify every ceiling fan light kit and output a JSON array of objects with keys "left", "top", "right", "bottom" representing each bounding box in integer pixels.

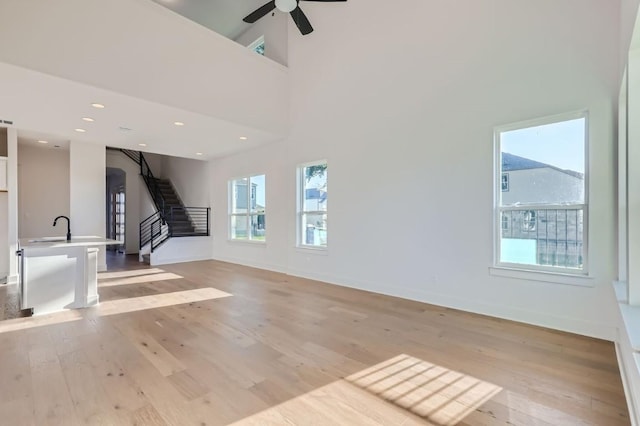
[
  {"left": 243, "top": 0, "right": 347, "bottom": 35},
  {"left": 275, "top": 0, "right": 297, "bottom": 13}
]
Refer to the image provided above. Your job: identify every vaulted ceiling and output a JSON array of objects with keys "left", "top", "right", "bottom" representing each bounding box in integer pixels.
[
  {"left": 150, "top": 0, "right": 269, "bottom": 41},
  {"left": 0, "top": 0, "right": 289, "bottom": 160}
]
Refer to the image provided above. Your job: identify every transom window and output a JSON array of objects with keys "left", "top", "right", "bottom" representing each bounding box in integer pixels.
[
  {"left": 495, "top": 112, "right": 587, "bottom": 273},
  {"left": 298, "top": 161, "right": 327, "bottom": 248},
  {"left": 229, "top": 175, "right": 266, "bottom": 242}
]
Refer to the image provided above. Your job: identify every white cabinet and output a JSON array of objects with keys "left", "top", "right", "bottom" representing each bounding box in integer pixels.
[{"left": 0, "top": 157, "right": 6, "bottom": 190}]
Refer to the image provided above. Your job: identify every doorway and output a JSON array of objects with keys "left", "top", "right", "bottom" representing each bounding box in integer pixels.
[{"left": 106, "top": 168, "right": 126, "bottom": 252}]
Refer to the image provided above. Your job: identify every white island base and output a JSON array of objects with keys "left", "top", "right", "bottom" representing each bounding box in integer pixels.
[{"left": 19, "top": 236, "right": 121, "bottom": 315}]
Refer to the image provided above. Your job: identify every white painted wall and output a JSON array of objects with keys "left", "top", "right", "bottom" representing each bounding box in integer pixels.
[
  {"left": 0, "top": 128, "right": 7, "bottom": 277},
  {"left": 70, "top": 142, "right": 106, "bottom": 270},
  {"left": 211, "top": 0, "right": 621, "bottom": 340},
  {"left": 17, "top": 144, "right": 70, "bottom": 238},
  {"left": 7, "top": 128, "right": 18, "bottom": 283},
  {"left": 234, "top": 12, "right": 288, "bottom": 66},
  {"left": 0, "top": 0, "right": 289, "bottom": 136},
  {"left": 0, "top": 193, "right": 7, "bottom": 278},
  {"left": 211, "top": 141, "right": 288, "bottom": 272},
  {"left": 150, "top": 236, "right": 213, "bottom": 266},
  {"left": 161, "top": 155, "right": 210, "bottom": 207}
]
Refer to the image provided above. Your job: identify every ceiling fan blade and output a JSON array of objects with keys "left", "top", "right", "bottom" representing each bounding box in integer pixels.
[
  {"left": 243, "top": 0, "right": 277, "bottom": 23},
  {"left": 300, "top": 0, "right": 346, "bottom": 2},
  {"left": 290, "top": 6, "right": 314, "bottom": 35}
]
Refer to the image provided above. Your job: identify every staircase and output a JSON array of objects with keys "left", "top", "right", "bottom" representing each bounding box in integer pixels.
[{"left": 107, "top": 148, "right": 210, "bottom": 259}]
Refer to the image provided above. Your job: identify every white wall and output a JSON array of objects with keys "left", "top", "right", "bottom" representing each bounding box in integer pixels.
[
  {"left": 70, "top": 142, "right": 106, "bottom": 270},
  {"left": 0, "top": 128, "right": 7, "bottom": 277},
  {"left": 7, "top": 128, "right": 18, "bottom": 282},
  {"left": 161, "top": 155, "right": 210, "bottom": 207},
  {"left": 0, "top": 193, "right": 7, "bottom": 278},
  {"left": 211, "top": 0, "right": 621, "bottom": 340},
  {"left": 0, "top": 0, "right": 289, "bottom": 136},
  {"left": 150, "top": 236, "right": 213, "bottom": 266},
  {"left": 17, "top": 144, "right": 70, "bottom": 238},
  {"left": 234, "top": 12, "right": 288, "bottom": 66}
]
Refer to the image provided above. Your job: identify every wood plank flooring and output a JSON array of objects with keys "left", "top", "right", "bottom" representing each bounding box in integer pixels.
[{"left": 0, "top": 257, "right": 630, "bottom": 425}]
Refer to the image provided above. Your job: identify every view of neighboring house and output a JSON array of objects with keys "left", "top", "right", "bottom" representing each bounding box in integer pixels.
[{"left": 500, "top": 152, "right": 584, "bottom": 268}]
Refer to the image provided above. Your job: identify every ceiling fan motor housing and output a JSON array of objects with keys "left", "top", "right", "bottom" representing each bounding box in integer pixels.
[{"left": 275, "top": 0, "right": 298, "bottom": 13}]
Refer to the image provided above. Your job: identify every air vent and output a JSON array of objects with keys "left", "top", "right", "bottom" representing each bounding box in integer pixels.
[
  {"left": 1, "top": 119, "right": 13, "bottom": 125},
  {"left": 118, "top": 126, "right": 133, "bottom": 132}
]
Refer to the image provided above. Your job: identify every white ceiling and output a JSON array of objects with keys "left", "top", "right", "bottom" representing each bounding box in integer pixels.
[
  {"left": 0, "top": 0, "right": 289, "bottom": 161},
  {"left": 18, "top": 130, "right": 70, "bottom": 151},
  {"left": 0, "top": 62, "right": 275, "bottom": 160},
  {"left": 150, "top": 0, "right": 271, "bottom": 41}
]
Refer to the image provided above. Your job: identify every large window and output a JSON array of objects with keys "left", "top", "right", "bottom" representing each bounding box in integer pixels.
[
  {"left": 298, "top": 161, "right": 327, "bottom": 248},
  {"left": 495, "top": 112, "right": 587, "bottom": 273},
  {"left": 229, "top": 175, "right": 266, "bottom": 241}
]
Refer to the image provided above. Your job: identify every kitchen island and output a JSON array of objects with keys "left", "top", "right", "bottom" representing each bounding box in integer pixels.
[{"left": 18, "top": 236, "right": 122, "bottom": 315}]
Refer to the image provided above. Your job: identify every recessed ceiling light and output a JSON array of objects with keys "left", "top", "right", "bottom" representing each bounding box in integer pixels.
[
  {"left": 75, "top": 128, "right": 86, "bottom": 133},
  {"left": 82, "top": 117, "right": 94, "bottom": 122},
  {"left": 138, "top": 143, "right": 147, "bottom": 147},
  {"left": 37, "top": 140, "right": 48, "bottom": 144},
  {"left": 91, "top": 103, "right": 105, "bottom": 109},
  {"left": 174, "top": 121, "right": 185, "bottom": 126},
  {"left": 239, "top": 136, "right": 248, "bottom": 140},
  {"left": 196, "top": 152, "right": 203, "bottom": 156}
]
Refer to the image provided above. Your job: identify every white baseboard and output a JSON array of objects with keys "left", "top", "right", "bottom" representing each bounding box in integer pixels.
[
  {"left": 151, "top": 253, "right": 213, "bottom": 266},
  {"left": 285, "top": 267, "right": 617, "bottom": 341},
  {"left": 212, "top": 255, "right": 287, "bottom": 275}
]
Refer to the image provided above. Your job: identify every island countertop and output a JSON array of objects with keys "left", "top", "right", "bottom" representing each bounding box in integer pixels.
[{"left": 19, "top": 236, "right": 122, "bottom": 249}]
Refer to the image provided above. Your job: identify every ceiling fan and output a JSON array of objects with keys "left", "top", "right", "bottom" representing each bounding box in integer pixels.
[{"left": 243, "top": 0, "right": 346, "bottom": 36}]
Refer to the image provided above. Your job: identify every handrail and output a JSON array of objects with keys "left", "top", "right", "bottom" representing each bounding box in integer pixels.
[
  {"left": 139, "top": 211, "right": 169, "bottom": 252},
  {"left": 109, "top": 148, "right": 211, "bottom": 252}
]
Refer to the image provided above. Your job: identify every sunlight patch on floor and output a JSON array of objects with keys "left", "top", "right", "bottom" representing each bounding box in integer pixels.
[
  {"left": 346, "top": 354, "right": 503, "bottom": 425},
  {"left": 98, "top": 268, "right": 168, "bottom": 280},
  {"left": 0, "top": 288, "right": 231, "bottom": 334},
  {"left": 96, "top": 287, "right": 231, "bottom": 316},
  {"left": 98, "top": 272, "right": 184, "bottom": 287},
  {"left": 230, "top": 354, "right": 502, "bottom": 425}
]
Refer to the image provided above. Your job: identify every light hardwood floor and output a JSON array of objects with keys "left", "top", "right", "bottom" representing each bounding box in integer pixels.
[{"left": 0, "top": 258, "right": 630, "bottom": 425}]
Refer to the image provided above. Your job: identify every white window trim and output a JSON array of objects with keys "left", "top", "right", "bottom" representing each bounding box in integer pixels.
[
  {"left": 493, "top": 110, "right": 589, "bottom": 277},
  {"left": 228, "top": 175, "right": 266, "bottom": 243},
  {"left": 248, "top": 35, "right": 265, "bottom": 53},
  {"left": 297, "top": 159, "right": 328, "bottom": 250}
]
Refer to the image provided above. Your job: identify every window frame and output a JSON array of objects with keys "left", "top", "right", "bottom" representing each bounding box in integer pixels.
[
  {"left": 228, "top": 174, "right": 266, "bottom": 243},
  {"left": 248, "top": 35, "right": 265, "bottom": 56},
  {"left": 493, "top": 110, "right": 589, "bottom": 275},
  {"left": 297, "top": 160, "right": 328, "bottom": 250}
]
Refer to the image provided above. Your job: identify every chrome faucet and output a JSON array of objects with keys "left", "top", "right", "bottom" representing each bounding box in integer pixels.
[{"left": 53, "top": 216, "right": 71, "bottom": 241}]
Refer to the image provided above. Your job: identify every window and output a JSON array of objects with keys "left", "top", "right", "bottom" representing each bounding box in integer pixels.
[
  {"left": 248, "top": 35, "right": 265, "bottom": 56},
  {"left": 229, "top": 175, "right": 266, "bottom": 241},
  {"left": 495, "top": 112, "right": 587, "bottom": 273},
  {"left": 522, "top": 210, "right": 536, "bottom": 232},
  {"left": 501, "top": 173, "right": 509, "bottom": 192},
  {"left": 298, "top": 161, "right": 327, "bottom": 248}
]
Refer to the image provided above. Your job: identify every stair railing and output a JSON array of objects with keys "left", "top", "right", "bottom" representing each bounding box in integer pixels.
[
  {"left": 108, "top": 147, "right": 211, "bottom": 252},
  {"left": 167, "top": 207, "right": 211, "bottom": 237},
  {"left": 139, "top": 211, "right": 170, "bottom": 252},
  {"left": 139, "top": 154, "right": 167, "bottom": 218}
]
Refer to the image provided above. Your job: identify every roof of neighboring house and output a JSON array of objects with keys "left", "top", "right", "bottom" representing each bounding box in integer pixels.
[{"left": 502, "top": 152, "right": 583, "bottom": 179}]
